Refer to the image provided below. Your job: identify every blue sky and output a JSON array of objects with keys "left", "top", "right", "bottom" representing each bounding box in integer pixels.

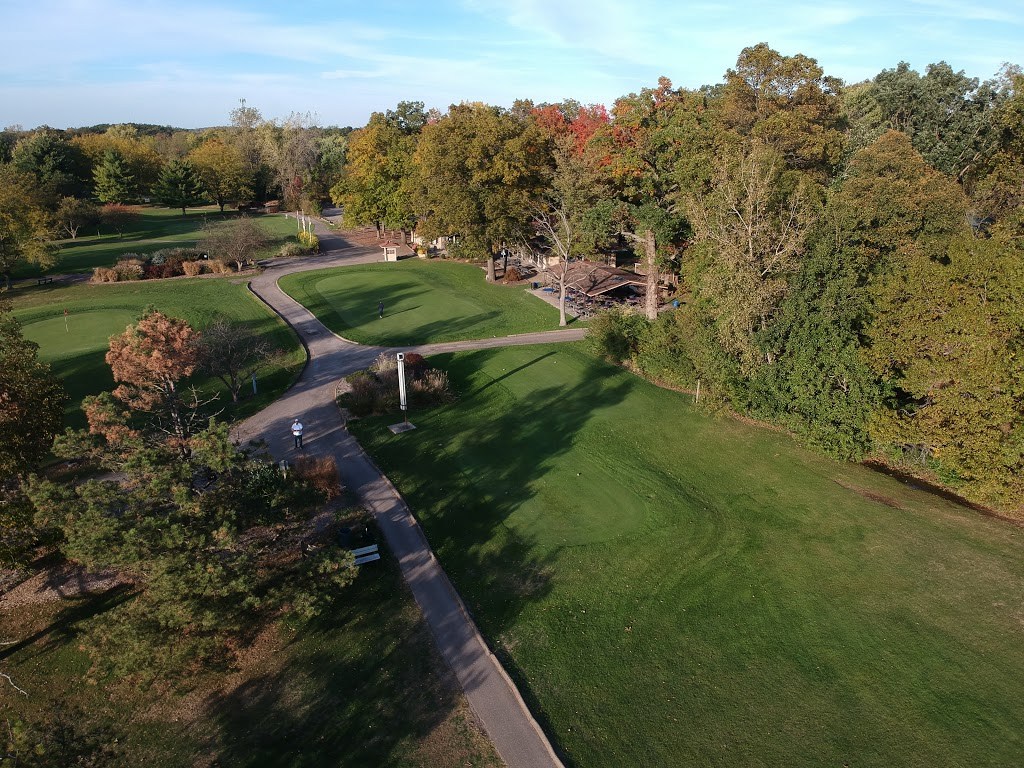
[{"left": 1, "top": 0, "right": 1021, "bottom": 129}]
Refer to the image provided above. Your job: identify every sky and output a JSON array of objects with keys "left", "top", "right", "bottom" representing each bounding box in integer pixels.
[{"left": 1, "top": 0, "right": 1022, "bottom": 130}]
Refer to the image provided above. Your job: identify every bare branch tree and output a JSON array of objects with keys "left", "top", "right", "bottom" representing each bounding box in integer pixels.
[{"left": 196, "top": 318, "right": 279, "bottom": 402}]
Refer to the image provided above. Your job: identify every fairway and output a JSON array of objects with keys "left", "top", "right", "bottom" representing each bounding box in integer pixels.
[
  {"left": 279, "top": 260, "right": 564, "bottom": 345},
  {"left": 13, "top": 278, "right": 304, "bottom": 428},
  {"left": 18, "top": 207, "right": 301, "bottom": 277},
  {"left": 350, "top": 344, "right": 1024, "bottom": 767}
]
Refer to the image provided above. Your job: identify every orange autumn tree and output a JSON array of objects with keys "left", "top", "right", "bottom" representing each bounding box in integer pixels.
[{"left": 104, "top": 309, "right": 209, "bottom": 451}]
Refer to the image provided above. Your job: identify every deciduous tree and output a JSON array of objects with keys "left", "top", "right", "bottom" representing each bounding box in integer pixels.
[
  {"left": 196, "top": 318, "right": 279, "bottom": 402},
  {"left": 98, "top": 203, "right": 140, "bottom": 239},
  {"left": 188, "top": 134, "right": 248, "bottom": 212},
  {"left": 408, "top": 102, "right": 554, "bottom": 281},
  {"left": 198, "top": 216, "right": 269, "bottom": 272},
  {"left": 105, "top": 309, "right": 208, "bottom": 451},
  {"left": 332, "top": 102, "right": 424, "bottom": 234},
  {"left": 0, "top": 166, "right": 58, "bottom": 289},
  {"left": 55, "top": 195, "right": 99, "bottom": 239}
]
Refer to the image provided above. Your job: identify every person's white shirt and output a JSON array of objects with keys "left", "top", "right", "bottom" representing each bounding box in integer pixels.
[{"left": 291, "top": 421, "right": 303, "bottom": 435}]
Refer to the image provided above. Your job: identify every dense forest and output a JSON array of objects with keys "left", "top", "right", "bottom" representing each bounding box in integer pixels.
[{"left": 3, "top": 43, "right": 1023, "bottom": 514}]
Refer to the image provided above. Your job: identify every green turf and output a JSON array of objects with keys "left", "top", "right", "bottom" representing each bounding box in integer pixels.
[
  {"left": 349, "top": 344, "right": 1024, "bottom": 768},
  {"left": 0, "top": 543, "right": 501, "bottom": 767},
  {"left": 279, "top": 260, "right": 568, "bottom": 345},
  {"left": 12, "top": 277, "right": 305, "bottom": 428},
  {"left": 17, "top": 206, "right": 301, "bottom": 277}
]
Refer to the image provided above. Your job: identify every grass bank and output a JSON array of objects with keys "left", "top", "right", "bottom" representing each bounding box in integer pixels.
[
  {"left": 279, "top": 259, "right": 566, "bottom": 345},
  {"left": 349, "top": 343, "right": 1024, "bottom": 767}
]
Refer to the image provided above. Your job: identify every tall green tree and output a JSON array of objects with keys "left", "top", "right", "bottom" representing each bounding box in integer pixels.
[
  {"left": 407, "top": 102, "right": 548, "bottom": 281},
  {"left": 10, "top": 127, "right": 89, "bottom": 203},
  {"left": 37, "top": 419, "right": 356, "bottom": 678},
  {"left": 685, "top": 141, "right": 819, "bottom": 370},
  {"left": 1, "top": 301, "right": 67, "bottom": 565},
  {"left": 865, "top": 232, "right": 1024, "bottom": 505},
  {"left": 589, "top": 78, "right": 709, "bottom": 319},
  {"left": 152, "top": 158, "right": 205, "bottom": 215},
  {"left": 847, "top": 61, "right": 1005, "bottom": 182},
  {"left": 188, "top": 134, "right": 248, "bottom": 211},
  {"left": 332, "top": 102, "right": 424, "bottom": 234},
  {"left": 92, "top": 149, "right": 136, "bottom": 204},
  {"left": 0, "top": 166, "right": 58, "bottom": 289},
  {"left": 720, "top": 42, "right": 845, "bottom": 181}
]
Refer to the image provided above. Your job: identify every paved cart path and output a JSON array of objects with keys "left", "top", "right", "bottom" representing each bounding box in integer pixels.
[{"left": 235, "top": 221, "right": 578, "bottom": 768}]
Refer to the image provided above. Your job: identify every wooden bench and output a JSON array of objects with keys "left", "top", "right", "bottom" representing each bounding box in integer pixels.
[
  {"left": 351, "top": 544, "right": 381, "bottom": 565},
  {"left": 37, "top": 276, "right": 53, "bottom": 285}
]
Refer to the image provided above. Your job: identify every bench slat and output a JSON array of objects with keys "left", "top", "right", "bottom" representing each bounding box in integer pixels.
[
  {"left": 350, "top": 544, "right": 379, "bottom": 557},
  {"left": 353, "top": 553, "right": 381, "bottom": 565}
]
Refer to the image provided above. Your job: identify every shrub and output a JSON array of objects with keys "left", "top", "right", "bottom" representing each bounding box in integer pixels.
[
  {"left": 297, "top": 231, "right": 319, "bottom": 252},
  {"left": 112, "top": 258, "right": 144, "bottom": 281},
  {"left": 586, "top": 308, "right": 648, "bottom": 365},
  {"left": 410, "top": 369, "right": 454, "bottom": 404},
  {"left": 504, "top": 266, "right": 523, "bottom": 282},
  {"left": 293, "top": 455, "right": 342, "bottom": 500},
  {"left": 208, "top": 259, "right": 233, "bottom": 275},
  {"left": 278, "top": 242, "right": 304, "bottom": 258},
  {"left": 371, "top": 352, "right": 397, "bottom": 374},
  {"left": 181, "top": 260, "right": 204, "bottom": 277},
  {"left": 150, "top": 247, "right": 203, "bottom": 266},
  {"left": 91, "top": 267, "right": 118, "bottom": 283},
  {"left": 343, "top": 371, "right": 382, "bottom": 417}
]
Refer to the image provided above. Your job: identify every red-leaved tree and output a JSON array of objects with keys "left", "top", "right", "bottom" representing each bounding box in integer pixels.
[{"left": 105, "top": 310, "right": 209, "bottom": 452}]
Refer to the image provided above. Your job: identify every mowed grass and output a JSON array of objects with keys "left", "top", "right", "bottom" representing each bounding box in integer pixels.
[
  {"left": 0, "top": 547, "right": 501, "bottom": 767},
  {"left": 18, "top": 206, "right": 301, "bottom": 277},
  {"left": 11, "top": 277, "right": 304, "bottom": 428},
  {"left": 279, "top": 259, "right": 565, "bottom": 345},
  {"left": 349, "top": 344, "right": 1024, "bottom": 767}
]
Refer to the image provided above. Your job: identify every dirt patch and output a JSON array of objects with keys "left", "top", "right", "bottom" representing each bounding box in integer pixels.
[
  {"left": 833, "top": 479, "right": 904, "bottom": 509},
  {"left": 0, "top": 563, "right": 134, "bottom": 610}
]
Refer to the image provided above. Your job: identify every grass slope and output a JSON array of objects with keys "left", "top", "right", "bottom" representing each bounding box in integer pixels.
[
  {"left": 0, "top": 549, "right": 501, "bottom": 767},
  {"left": 11, "top": 277, "right": 304, "bottom": 428},
  {"left": 20, "top": 207, "right": 300, "bottom": 277},
  {"left": 349, "top": 344, "right": 1024, "bottom": 768},
  {"left": 279, "top": 260, "right": 565, "bottom": 345}
]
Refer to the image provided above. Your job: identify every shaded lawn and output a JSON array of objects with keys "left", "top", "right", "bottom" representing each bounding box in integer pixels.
[
  {"left": 11, "top": 277, "right": 305, "bottom": 429},
  {"left": 0, "top": 545, "right": 500, "bottom": 767},
  {"left": 19, "top": 207, "right": 301, "bottom": 277},
  {"left": 279, "top": 259, "right": 566, "bottom": 346},
  {"left": 349, "top": 343, "right": 1024, "bottom": 768}
]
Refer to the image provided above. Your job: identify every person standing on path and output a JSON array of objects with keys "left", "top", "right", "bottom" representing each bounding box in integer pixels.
[
  {"left": 378, "top": 299, "right": 385, "bottom": 318},
  {"left": 291, "top": 418, "right": 304, "bottom": 449}
]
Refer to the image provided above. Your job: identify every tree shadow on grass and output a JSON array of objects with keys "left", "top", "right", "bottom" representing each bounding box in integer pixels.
[
  {"left": 202, "top": 554, "right": 498, "bottom": 768},
  {"left": 0, "top": 585, "right": 135, "bottom": 664},
  {"left": 349, "top": 346, "right": 636, "bottom": 765}
]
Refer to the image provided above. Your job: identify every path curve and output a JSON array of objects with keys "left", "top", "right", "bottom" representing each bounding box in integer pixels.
[{"left": 236, "top": 220, "right": 576, "bottom": 768}]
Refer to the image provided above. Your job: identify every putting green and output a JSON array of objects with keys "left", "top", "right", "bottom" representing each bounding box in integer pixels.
[
  {"left": 23, "top": 309, "right": 136, "bottom": 361},
  {"left": 279, "top": 260, "right": 563, "bottom": 345}
]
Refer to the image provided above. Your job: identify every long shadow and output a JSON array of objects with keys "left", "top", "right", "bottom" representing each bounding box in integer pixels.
[
  {"left": 348, "top": 345, "right": 636, "bottom": 765},
  {"left": 0, "top": 585, "right": 135, "bottom": 663},
  {"left": 203, "top": 553, "right": 494, "bottom": 767}
]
